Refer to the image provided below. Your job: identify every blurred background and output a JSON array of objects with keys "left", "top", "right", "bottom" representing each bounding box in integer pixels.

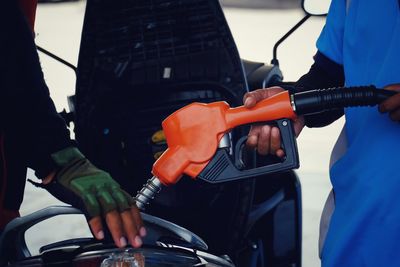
[
  {"left": 21, "top": 1, "right": 343, "bottom": 266},
  {"left": 222, "top": 0, "right": 300, "bottom": 9},
  {"left": 38, "top": 0, "right": 301, "bottom": 8}
]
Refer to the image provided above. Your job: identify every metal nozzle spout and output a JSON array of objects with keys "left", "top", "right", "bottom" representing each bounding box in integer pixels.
[{"left": 135, "top": 176, "right": 163, "bottom": 211}]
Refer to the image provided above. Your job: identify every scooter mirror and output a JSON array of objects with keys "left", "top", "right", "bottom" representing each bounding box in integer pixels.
[{"left": 301, "top": 0, "right": 330, "bottom": 16}]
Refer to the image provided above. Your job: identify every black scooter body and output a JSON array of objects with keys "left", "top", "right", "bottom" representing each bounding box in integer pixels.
[{"left": 73, "top": 0, "right": 301, "bottom": 266}]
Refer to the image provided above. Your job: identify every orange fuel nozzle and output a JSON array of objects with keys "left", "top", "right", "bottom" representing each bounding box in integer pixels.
[
  {"left": 136, "top": 85, "right": 396, "bottom": 210},
  {"left": 152, "top": 90, "right": 297, "bottom": 186}
]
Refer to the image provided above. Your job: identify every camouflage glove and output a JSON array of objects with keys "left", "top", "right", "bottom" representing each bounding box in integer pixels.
[{"left": 47, "top": 147, "right": 135, "bottom": 218}]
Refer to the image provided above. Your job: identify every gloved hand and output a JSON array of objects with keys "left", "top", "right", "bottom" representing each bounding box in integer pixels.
[
  {"left": 243, "top": 87, "right": 305, "bottom": 157},
  {"left": 44, "top": 147, "right": 145, "bottom": 248}
]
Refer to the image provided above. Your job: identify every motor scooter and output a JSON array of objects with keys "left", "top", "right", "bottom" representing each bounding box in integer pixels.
[{"left": 0, "top": 0, "right": 336, "bottom": 266}]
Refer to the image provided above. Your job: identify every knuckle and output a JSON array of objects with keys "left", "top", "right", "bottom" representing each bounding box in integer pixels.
[
  {"left": 247, "top": 135, "right": 257, "bottom": 145},
  {"left": 261, "top": 125, "right": 269, "bottom": 133}
]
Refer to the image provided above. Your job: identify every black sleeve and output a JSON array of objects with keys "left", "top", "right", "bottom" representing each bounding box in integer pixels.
[
  {"left": 294, "top": 51, "right": 345, "bottom": 127},
  {"left": 0, "top": 0, "right": 74, "bottom": 178}
]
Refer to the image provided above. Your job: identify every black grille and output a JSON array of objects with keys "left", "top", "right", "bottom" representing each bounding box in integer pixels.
[
  {"left": 94, "top": 0, "right": 222, "bottom": 65},
  {"left": 74, "top": 0, "right": 248, "bottom": 188}
]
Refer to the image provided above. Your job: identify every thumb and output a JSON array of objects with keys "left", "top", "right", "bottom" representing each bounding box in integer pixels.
[
  {"left": 384, "top": 83, "right": 400, "bottom": 92},
  {"left": 379, "top": 84, "right": 400, "bottom": 113},
  {"left": 243, "top": 87, "right": 285, "bottom": 108}
]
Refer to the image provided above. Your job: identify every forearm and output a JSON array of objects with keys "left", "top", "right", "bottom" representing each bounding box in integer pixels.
[
  {"left": 293, "top": 51, "right": 345, "bottom": 127},
  {"left": 0, "top": 0, "right": 73, "bottom": 177}
]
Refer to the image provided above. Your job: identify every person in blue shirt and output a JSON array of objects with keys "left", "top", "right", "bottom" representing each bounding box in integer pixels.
[{"left": 244, "top": 0, "right": 400, "bottom": 266}]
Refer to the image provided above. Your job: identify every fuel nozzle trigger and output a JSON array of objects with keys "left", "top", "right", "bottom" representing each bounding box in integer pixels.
[{"left": 198, "top": 119, "right": 299, "bottom": 183}]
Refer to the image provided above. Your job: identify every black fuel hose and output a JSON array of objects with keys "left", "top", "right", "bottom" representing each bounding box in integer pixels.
[{"left": 293, "top": 85, "right": 397, "bottom": 115}]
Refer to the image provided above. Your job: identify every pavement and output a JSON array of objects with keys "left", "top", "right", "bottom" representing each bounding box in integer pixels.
[{"left": 20, "top": 2, "right": 343, "bottom": 267}]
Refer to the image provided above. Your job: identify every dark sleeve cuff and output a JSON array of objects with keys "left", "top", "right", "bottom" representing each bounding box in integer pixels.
[
  {"left": 294, "top": 51, "right": 345, "bottom": 127},
  {"left": 32, "top": 140, "right": 77, "bottom": 179},
  {"left": 33, "top": 154, "right": 59, "bottom": 179}
]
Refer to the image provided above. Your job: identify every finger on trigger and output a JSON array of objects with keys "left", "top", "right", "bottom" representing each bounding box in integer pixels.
[
  {"left": 246, "top": 134, "right": 258, "bottom": 148},
  {"left": 270, "top": 126, "right": 282, "bottom": 155},
  {"left": 246, "top": 126, "right": 261, "bottom": 148},
  {"left": 276, "top": 148, "right": 285, "bottom": 158},
  {"left": 257, "top": 125, "right": 271, "bottom": 155}
]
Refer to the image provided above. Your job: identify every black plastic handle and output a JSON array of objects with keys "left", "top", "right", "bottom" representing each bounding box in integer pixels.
[{"left": 198, "top": 119, "right": 299, "bottom": 183}]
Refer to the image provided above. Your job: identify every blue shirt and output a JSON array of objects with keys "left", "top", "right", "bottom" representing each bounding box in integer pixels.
[{"left": 316, "top": 0, "right": 400, "bottom": 266}]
